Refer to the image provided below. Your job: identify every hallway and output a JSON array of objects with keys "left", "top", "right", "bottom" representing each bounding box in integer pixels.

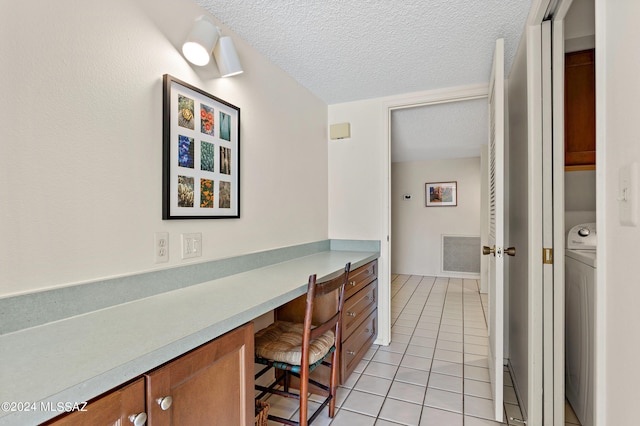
[{"left": 264, "top": 275, "right": 525, "bottom": 425}]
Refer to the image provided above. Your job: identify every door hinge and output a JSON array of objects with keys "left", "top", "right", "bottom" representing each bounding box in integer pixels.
[{"left": 543, "top": 248, "right": 554, "bottom": 264}]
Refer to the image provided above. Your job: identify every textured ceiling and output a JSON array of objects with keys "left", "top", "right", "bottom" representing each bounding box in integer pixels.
[
  {"left": 194, "top": 0, "right": 532, "bottom": 161},
  {"left": 391, "top": 98, "right": 488, "bottom": 162}
]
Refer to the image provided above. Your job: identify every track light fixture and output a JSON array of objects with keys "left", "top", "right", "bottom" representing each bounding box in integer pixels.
[{"left": 182, "top": 16, "right": 243, "bottom": 77}]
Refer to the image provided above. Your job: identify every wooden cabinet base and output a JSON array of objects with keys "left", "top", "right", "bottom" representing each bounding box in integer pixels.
[
  {"left": 146, "top": 323, "right": 254, "bottom": 426},
  {"left": 47, "top": 323, "right": 254, "bottom": 426}
]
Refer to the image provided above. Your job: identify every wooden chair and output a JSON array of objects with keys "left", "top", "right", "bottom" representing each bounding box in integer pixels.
[{"left": 254, "top": 263, "right": 350, "bottom": 426}]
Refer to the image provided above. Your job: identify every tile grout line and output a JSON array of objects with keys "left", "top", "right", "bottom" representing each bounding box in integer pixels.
[
  {"left": 413, "top": 276, "right": 444, "bottom": 424},
  {"left": 461, "top": 279, "right": 467, "bottom": 425},
  {"left": 320, "top": 275, "right": 519, "bottom": 425},
  {"left": 338, "top": 273, "right": 422, "bottom": 422},
  {"left": 384, "top": 274, "right": 435, "bottom": 423}
]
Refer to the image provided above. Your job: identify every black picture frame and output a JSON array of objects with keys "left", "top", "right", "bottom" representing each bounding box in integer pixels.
[{"left": 162, "top": 74, "right": 240, "bottom": 219}]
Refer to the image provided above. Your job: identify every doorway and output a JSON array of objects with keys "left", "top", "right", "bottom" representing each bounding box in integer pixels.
[{"left": 389, "top": 97, "right": 487, "bottom": 280}]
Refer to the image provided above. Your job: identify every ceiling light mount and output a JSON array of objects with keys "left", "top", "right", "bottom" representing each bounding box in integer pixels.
[{"left": 182, "top": 16, "right": 243, "bottom": 77}]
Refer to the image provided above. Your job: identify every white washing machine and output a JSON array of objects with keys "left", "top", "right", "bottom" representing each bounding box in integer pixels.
[{"left": 565, "top": 223, "right": 596, "bottom": 426}]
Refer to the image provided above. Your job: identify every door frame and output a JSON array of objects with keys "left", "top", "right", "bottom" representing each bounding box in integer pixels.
[
  {"left": 381, "top": 83, "right": 488, "bottom": 346},
  {"left": 529, "top": 1, "right": 575, "bottom": 424},
  {"left": 550, "top": 2, "right": 573, "bottom": 425}
]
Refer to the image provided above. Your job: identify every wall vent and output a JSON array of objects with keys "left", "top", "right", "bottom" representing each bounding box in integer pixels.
[{"left": 442, "top": 235, "right": 481, "bottom": 274}]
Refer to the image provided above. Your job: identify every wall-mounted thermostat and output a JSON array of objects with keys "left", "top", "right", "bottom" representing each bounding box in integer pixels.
[{"left": 403, "top": 194, "right": 412, "bottom": 200}]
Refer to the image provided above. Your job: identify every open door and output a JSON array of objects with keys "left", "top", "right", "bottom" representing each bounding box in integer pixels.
[{"left": 483, "top": 38, "right": 510, "bottom": 422}]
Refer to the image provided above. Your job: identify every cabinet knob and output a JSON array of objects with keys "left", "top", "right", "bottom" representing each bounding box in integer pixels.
[
  {"left": 346, "top": 311, "right": 356, "bottom": 317},
  {"left": 365, "top": 328, "right": 371, "bottom": 334},
  {"left": 346, "top": 350, "right": 356, "bottom": 356},
  {"left": 349, "top": 280, "right": 356, "bottom": 287},
  {"left": 128, "top": 412, "right": 147, "bottom": 426},
  {"left": 157, "top": 396, "right": 173, "bottom": 411}
]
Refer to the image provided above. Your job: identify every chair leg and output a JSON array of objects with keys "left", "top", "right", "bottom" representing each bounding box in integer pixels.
[
  {"left": 284, "top": 370, "right": 290, "bottom": 393},
  {"left": 299, "top": 366, "right": 309, "bottom": 426},
  {"left": 328, "top": 350, "right": 339, "bottom": 418}
]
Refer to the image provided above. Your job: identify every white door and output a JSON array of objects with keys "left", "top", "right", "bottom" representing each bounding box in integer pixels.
[{"left": 485, "top": 38, "right": 506, "bottom": 423}]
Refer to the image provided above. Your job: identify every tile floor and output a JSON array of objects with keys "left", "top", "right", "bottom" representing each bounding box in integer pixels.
[{"left": 259, "top": 274, "right": 581, "bottom": 425}]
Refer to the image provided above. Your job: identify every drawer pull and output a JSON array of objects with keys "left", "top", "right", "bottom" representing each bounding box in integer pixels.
[
  {"left": 365, "top": 328, "right": 371, "bottom": 334},
  {"left": 349, "top": 281, "right": 356, "bottom": 287},
  {"left": 346, "top": 311, "right": 357, "bottom": 317},
  {"left": 346, "top": 350, "right": 356, "bottom": 356},
  {"left": 157, "top": 396, "right": 173, "bottom": 411},
  {"left": 365, "top": 295, "right": 374, "bottom": 301},
  {"left": 129, "top": 412, "right": 148, "bottom": 426}
]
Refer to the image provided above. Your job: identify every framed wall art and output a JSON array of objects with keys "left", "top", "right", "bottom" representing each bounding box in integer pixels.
[
  {"left": 425, "top": 181, "right": 457, "bottom": 207},
  {"left": 162, "top": 74, "right": 240, "bottom": 219}
]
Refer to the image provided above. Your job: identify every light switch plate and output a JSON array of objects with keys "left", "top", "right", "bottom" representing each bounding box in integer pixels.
[
  {"left": 619, "top": 162, "right": 638, "bottom": 226},
  {"left": 181, "top": 233, "right": 202, "bottom": 259}
]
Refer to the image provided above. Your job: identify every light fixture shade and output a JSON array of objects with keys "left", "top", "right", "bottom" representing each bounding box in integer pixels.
[
  {"left": 182, "top": 16, "right": 219, "bottom": 66},
  {"left": 213, "top": 36, "right": 244, "bottom": 77}
]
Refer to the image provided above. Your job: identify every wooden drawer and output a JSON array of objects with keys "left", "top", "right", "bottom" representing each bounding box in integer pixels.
[
  {"left": 343, "top": 280, "right": 377, "bottom": 341},
  {"left": 345, "top": 260, "right": 377, "bottom": 300},
  {"left": 341, "top": 310, "right": 377, "bottom": 381},
  {"left": 44, "top": 378, "right": 145, "bottom": 426}
]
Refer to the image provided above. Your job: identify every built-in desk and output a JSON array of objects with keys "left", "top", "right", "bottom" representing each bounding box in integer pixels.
[{"left": 0, "top": 243, "right": 379, "bottom": 425}]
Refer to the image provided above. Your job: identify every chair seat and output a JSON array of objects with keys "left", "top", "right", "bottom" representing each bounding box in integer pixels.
[{"left": 255, "top": 321, "right": 335, "bottom": 366}]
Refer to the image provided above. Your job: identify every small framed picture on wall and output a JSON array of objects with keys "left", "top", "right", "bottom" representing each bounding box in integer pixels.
[{"left": 425, "top": 181, "right": 457, "bottom": 207}]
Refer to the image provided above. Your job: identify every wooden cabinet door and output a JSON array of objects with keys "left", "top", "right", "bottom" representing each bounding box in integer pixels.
[
  {"left": 565, "top": 49, "right": 596, "bottom": 168},
  {"left": 145, "top": 323, "right": 254, "bottom": 426},
  {"left": 45, "top": 378, "right": 146, "bottom": 426}
]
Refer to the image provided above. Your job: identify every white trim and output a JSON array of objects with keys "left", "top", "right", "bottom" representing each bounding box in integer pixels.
[
  {"left": 526, "top": 23, "right": 544, "bottom": 426},
  {"left": 550, "top": 2, "right": 573, "bottom": 423},
  {"left": 376, "top": 98, "right": 392, "bottom": 348},
  {"left": 551, "top": 15, "right": 567, "bottom": 426},
  {"left": 541, "top": 21, "right": 555, "bottom": 426},
  {"left": 383, "top": 83, "right": 489, "bottom": 109},
  {"left": 594, "top": 0, "right": 606, "bottom": 424}
]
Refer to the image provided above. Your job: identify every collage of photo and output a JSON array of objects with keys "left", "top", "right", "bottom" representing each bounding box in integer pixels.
[{"left": 176, "top": 93, "right": 233, "bottom": 210}]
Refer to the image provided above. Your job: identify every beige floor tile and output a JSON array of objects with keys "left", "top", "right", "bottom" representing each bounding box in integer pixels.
[{"left": 356, "top": 275, "right": 525, "bottom": 426}]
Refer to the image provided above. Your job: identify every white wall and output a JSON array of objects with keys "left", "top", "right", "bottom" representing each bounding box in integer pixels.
[
  {"left": 391, "top": 158, "right": 481, "bottom": 276},
  {"left": 0, "top": 0, "right": 328, "bottom": 297},
  {"left": 565, "top": 170, "right": 596, "bottom": 231},
  {"left": 596, "top": 1, "right": 640, "bottom": 424},
  {"left": 328, "top": 98, "right": 390, "bottom": 344},
  {"left": 565, "top": 0, "right": 595, "bottom": 52}
]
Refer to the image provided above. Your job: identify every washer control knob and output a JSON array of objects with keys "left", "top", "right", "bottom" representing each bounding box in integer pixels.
[{"left": 578, "top": 228, "right": 591, "bottom": 237}]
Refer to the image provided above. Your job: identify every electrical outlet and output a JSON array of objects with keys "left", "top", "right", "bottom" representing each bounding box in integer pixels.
[
  {"left": 154, "top": 232, "right": 169, "bottom": 263},
  {"left": 181, "top": 233, "right": 202, "bottom": 259}
]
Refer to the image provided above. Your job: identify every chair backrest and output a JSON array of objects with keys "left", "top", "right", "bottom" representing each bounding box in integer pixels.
[{"left": 302, "top": 263, "right": 351, "bottom": 359}]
